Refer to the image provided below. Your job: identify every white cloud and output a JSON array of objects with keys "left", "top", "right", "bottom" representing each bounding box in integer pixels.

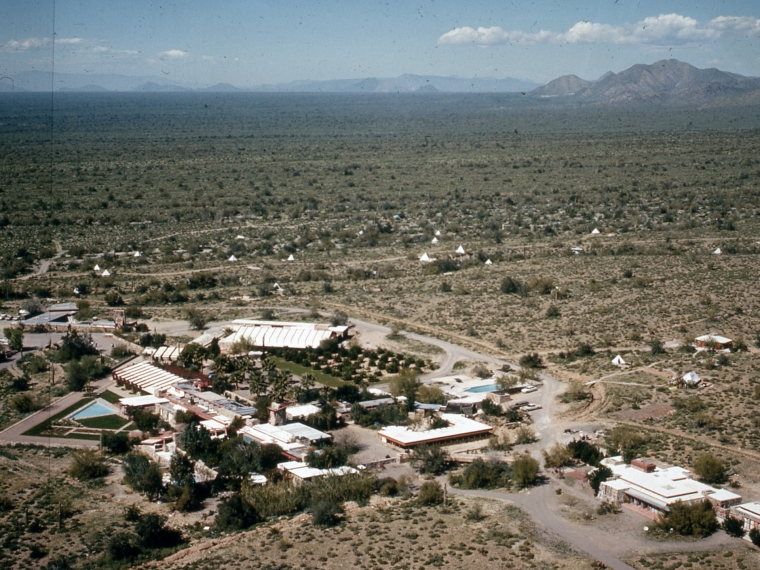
[
  {"left": 57, "top": 37, "right": 85, "bottom": 46},
  {"left": 438, "top": 26, "right": 552, "bottom": 46},
  {"left": 161, "top": 49, "right": 187, "bottom": 58},
  {"left": 709, "top": 16, "right": 760, "bottom": 35},
  {"left": 439, "top": 13, "right": 756, "bottom": 47},
  {"left": 0, "top": 37, "right": 50, "bottom": 52}
]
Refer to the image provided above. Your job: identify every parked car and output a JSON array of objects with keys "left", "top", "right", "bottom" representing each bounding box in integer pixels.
[
  {"left": 520, "top": 404, "right": 542, "bottom": 412},
  {"left": 521, "top": 386, "right": 537, "bottom": 393}
]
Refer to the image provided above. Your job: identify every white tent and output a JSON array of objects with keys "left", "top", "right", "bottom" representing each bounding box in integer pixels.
[
  {"left": 591, "top": 228, "right": 600, "bottom": 235},
  {"left": 287, "top": 254, "right": 295, "bottom": 261},
  {"left": 431, "top": 237, "right": 438, "bottom": 244},
  {"left": 713, "top": 248, "right": 722, "bottom": 255},
  {"left": 419, "top": 252, "right": 432, "bottom": 263},
  {"left": 236, "top": 235, "right": 246, "bottom": 240},
  {"left": 93, "top": 264, "right": 101, "bottom": 271},
  {"left": 435, "top": 230, "right": 441, "bottom": 236},
  {"left": 358, "top": 230, "right": 364, "bottom": 236},
  {"left": 101, "top": 269, "right": 111, "bottom": 277},
  {"left": 456, "top": 245, "right": 466, "bottom": 255},
  {"left": 134, "top": 251, "right": 141, "bottom": 258},
  {"left": 485, "top": 259, "right": 493, "bottom": 266},
  {"left": 228, "top": 255, "right": 238, "bottom": 262},
  {"left": 273, "top": 283, "right": 282, "bottom": 291},
  {"left": 682, "top": 371, "right": 701, "bottom": 386},
  {"left": 612, "top": 355, "right": 626, "bottom": 366}
]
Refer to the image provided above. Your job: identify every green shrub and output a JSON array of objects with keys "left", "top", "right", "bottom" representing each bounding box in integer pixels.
[
  {"left": 512, "top": 454, "right": 540, "bottom": 488},
  {"left": 68, "top": 449, "right": 109, "bottom": 480},
  {"left": 722, "top": 516, "right": 744, "bottom": 538},
  {"left": 418, "top": 481, "right": 444, "bottom": 505},
  {"left": 455, "top": 458, "right": 511, "bottom": 489},
  {"left": 311, "top": 500, "right": 343, "bottom": 527},
  {"left": 216, "top": 494, "right": 259, "bottom": 532},
  {"left": 656, "top": 500, "right": 717, "bottom": 537}
]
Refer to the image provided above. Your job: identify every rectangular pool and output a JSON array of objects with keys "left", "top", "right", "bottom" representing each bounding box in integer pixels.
[{"left": 465, "top": 384, "right": 498, "bottom": 393}]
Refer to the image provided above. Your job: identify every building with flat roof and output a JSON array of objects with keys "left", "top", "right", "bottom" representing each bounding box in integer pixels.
[
  {"left": 598, "top": 456, "right": 742, "bottom": 521},
  {"left": 733, "top": 502, "right": 760, "bottom": 536},
  {"left": 378, "top": 413, "right": 493, "bottom": 449},
  {"left": 216, "top": 319, "right": 352, "bottom": 353}
]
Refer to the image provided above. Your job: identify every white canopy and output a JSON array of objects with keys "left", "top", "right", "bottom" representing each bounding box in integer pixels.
[
  {"left": 287, "top": 254, "right": 295, "bottom": 261},
  {"left": 101, "top": 269, "right": 111, "bottom": 277},
  {"left": 591, "top": 228, "right": 600, "bottom": 235},
  {"left": 228, "top": 255, "right": 238, "bottom": 262},
  {"left": 93, "top": 264, "right": 101, "bottom": 271},
  {"left": 485, "top": 259, "right": 493, "bottom": 265},
  {"left": 456, "top": 245, "right": 466, "bottom": 255},
  {"left": 683, "top": 371, "right": 701, "bottom": 385},
  {"left": 612, "top": 355, "right": 626, "bottom": 366},
  {"left": 713, "top": 248, "right": 722, "bottom": 255}
]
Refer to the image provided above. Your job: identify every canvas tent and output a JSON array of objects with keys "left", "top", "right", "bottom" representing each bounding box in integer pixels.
[
  {"left": 435, "top": 230, "right": 441, "bottom": 236},
  {"left": 682, "top": 371, "right": 701, "bottom": 386},
  {"left": 419, "top": 252, "right": 433, "bottom": 263},
  {"left": 713, "top": 248, "right": 722, "bottom": 255},
  {"left": 591, "top": 228, "right": 600, "bottom": 235},
  {"left": 431, "top": 237, "right": 438, "bottom": 244},
  {"left": 287, "top": 254, "right": 295, "bottom": 261},
  {"left": 93, "top": 264, "right": 101, "bottom": 271},
  {"left": 485, "top": 259, "right": 493, "bottom": 265},
  {"left": 612, "top": 355, "right": 626, "bottom": 366},
  {"left": 134, "top": 251, "right": 141, "bottom": 257},
  {"left": 455, "top": 245, "right": 466, "bottom": 255},
  {"left": 228, "top": 255, "right": 238, "bottom": 262},
  {"left": 101, "top": 269, "right": 111, "bottom": 277}
]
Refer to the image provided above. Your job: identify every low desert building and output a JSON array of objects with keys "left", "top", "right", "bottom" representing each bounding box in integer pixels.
[
  {"left": 217, "top": 319, "right": 352, "bottom": 353},
  {"left": 378, "top": 413, "right": 493, "bottom": 449},
  {"left": 598, "top": 456, "right": 742, "bottom": 521},
  {"left": 694, "top": 334, "right": 732, "bottom": 351},
  {"left": 733, "top": 502, "right": 760, "bottom": 535}
]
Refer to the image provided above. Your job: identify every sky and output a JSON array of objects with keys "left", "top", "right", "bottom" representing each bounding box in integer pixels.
[{"left": 1, "top": 0, "right": 759, "bottom": 87}]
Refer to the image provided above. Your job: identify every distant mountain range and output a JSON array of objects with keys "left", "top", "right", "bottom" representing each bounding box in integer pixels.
[
  {"left": 530, "top": 59, "right": 760, "bottom": 106},
  {"left": 2, "top": 60, "right": 759, "bottom": 106},
  {"left": 0, "top": 70, "right": 537, "bottom": 94}
]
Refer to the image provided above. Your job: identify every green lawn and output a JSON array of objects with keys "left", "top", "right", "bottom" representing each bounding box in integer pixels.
[
  {"left": 99, "top": 390, "right": 122, "bottom": 404},
  {"left": 23, "top": 398, "right": 94, "bottom": 437},
  {"left": 77, "top": 415, "right": 131, "bottom": 430},
  {"left": 271, "top": 357, "right": 348, "bottom": 388}
]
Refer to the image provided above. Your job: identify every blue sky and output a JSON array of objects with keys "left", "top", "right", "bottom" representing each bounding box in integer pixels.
[{"left": 1, "top": 0, "right": 759, "bottom": 87}]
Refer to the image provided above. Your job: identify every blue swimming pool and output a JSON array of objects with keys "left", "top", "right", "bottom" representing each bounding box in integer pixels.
[
  {"left": 71, "top": 401, "right": 118, "bottom": 420},
  {"left": 465, "top": 384, "right": 498, "bottom": 393}
]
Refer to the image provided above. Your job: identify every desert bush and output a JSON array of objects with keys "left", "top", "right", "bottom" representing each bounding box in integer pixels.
[
  {"left": 514, "top": 425, "right": 536, "bottom": 445},
  {"left": 545, "top": 304, "right": 561, "bottom": 318},
  {"left": 722, "top": 516, "right": 744, "bottom": 538},
  {"left": 418, "top": 481, "right": 444, "bottom": 505},
  {"left": 122, "top": 452, "right": 164, "bottom": 500},
  {"left": 543, "top": 442, "right": 574, "bottom": 468},
  {"left": 693, "top": 453, "right": 727, "bottom": 484},
  {"left": 135, "top": 513, "right": 183, "bottom": 549},
  {"left": 567, "top": 440, "right": 603, "bottom": 466},
  {"left": 216, "top": 493, "right": 260, "bottom": 532},
  {"left": 519, "top": 352, "right": 543, "bottom": 368},
  {"left": 411, "top": 445, "right": 449, "bottom": 475},
  {"left": 750, "top": 528, "right": 760, "bottom": 547},
  {"left": 68, "top": 449, "right": 109, "bottom": 480},
  {"left": 512, "top": 454, "right": 540, "bottom": 488},
  {"left": 656, "top": 500, "right": 717, "bottom": 537},
  {"left": 500, "top": 276, "right": 526, "bottom": 296},
  {"left": 454, "top": 458, "right": 511, "bottom": 489},
  {"left": 11, "top": 393, "right": 40, "bottom": 413},
  {"left": 560, "top": 381, "right": 591, "bottom": 403},
  {"left": 311, "top": 500, "right": 343, "bottom": 527},
  {"left": 66, "top": 355, "right": 108, "bottom": 391}
]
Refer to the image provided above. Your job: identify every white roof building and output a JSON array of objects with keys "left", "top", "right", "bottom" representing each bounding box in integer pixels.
[
  {"left": 378, "top": 413, "right": 493, "bottom": 449},
  {"left": 285, "top": 404, "right": 321, "bottom": 421},
  {"left": 112, "top": 359, "right": 186, "bottom": 393},
  {"left": 598, "top": 457, "right": 741, "bottom": 520},
  {"left": 278, "top": 460, "right": 360, "bottom": 483},
  {"left": 218, "top": 320, "right": 351, "bottom": 352}
]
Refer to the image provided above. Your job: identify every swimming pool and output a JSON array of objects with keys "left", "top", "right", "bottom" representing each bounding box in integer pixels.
[
  {"left": 465, "top": 384, "right": 498, "bottom": 393},
  {"left": 71, "top": 400, "right": 118, "bottom": 420}
]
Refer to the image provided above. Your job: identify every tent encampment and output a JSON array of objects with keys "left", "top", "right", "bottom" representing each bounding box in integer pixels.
[
  {"left": 612, "top": 355, "right": 626, "bottom": 366},
  {"left": 591, "top": 228, "right": 600, "bottom": 235},
  {"left": 287, "top": 254, "right": 295, "bottom": 261},
  {"left": 456, "top": 245, "right": 466, "bottom": 255},
  {"left": 485, "top": 259, "right": 493, "bottom": 266},
  {"left": 229, "top": 255, "right": 238, "bottom": 262},
  {"left": 419, "top": 252, "right": 433, "bottom": 263}
]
